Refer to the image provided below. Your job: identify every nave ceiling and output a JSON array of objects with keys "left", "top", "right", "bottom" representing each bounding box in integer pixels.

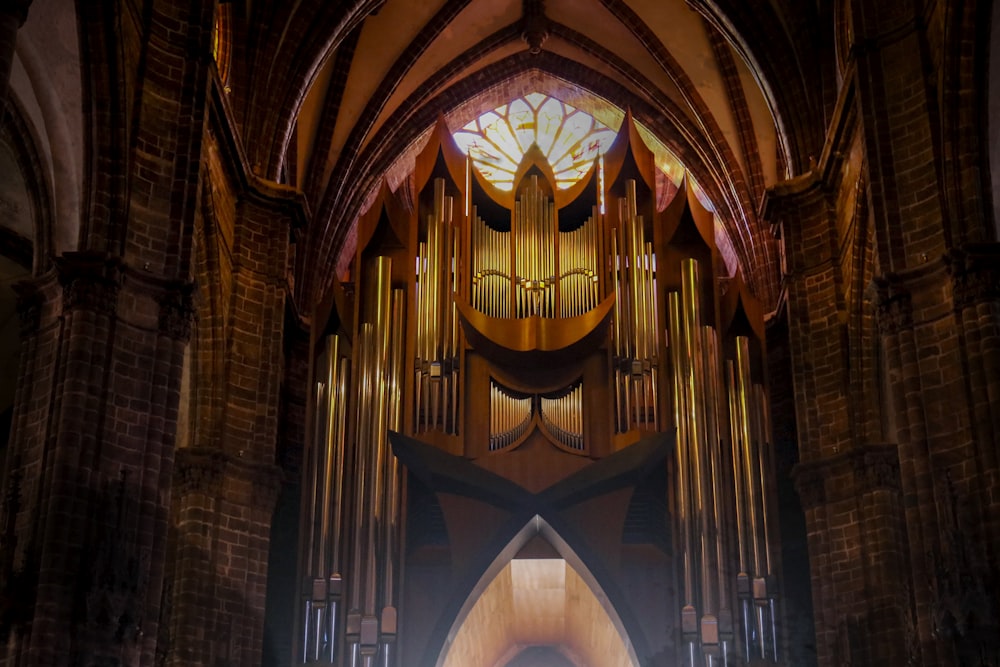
[{"left": 219, "top": 0, "right": 834, "bottom": 313}]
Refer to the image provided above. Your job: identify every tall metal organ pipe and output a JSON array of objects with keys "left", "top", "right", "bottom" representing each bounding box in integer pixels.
[
  {"left": 415, "top": 179, "right": 459, "bottom": 434},
  {"left": 612, "top": 180, "right": 659, "bottom": 433}
]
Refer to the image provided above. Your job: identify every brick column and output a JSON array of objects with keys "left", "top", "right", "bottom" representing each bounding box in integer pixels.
[
  {"left": 0, "top": 253, "right": 195, "bottom": 667},
  {"left": 766, "top": 174, "right": 912, "bottom": 667},
  {"left": 848, "top": 0, "right": 1000, "bottom": 662},
  {"left": 165, "top": 184, "right": 297, "bottom": 667}
]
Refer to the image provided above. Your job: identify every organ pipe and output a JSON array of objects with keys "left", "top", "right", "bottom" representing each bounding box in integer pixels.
[
  {"left": 489, "top": 380, "right": 533, "bottom": 450},
  {"left": 415, "top": 179, "right": 460, "bottom": 434},
  {"left": 302, "top": 334, "right": 351, "bottom": 663},
  {"left": 540, "top": 384, "right": 585, "bottom": 450},
  {"left": 344, "top": 256, "right": 407, "bottom": 665},
  {"left": 612, "top": 180, "right": 659, "bottom": 433},
  {"left": 723, "top": 333, "right": 778, "bottom": 662},
  {"left": 670, "top": 259, "right": 766, "bottom": 665},
  {"left": 557, "top": 210, "right": 600, "bottom": 317}
]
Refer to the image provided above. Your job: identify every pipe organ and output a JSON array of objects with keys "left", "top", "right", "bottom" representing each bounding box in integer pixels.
[
  {"left": 298, "top": 114, "right": 782, "bottom": 667},
  {"left": 489, "top": 380, "right": 533, "bottom": 451}
]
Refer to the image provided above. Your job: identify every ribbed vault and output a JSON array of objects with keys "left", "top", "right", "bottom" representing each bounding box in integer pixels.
[{"left": 214, "top": 0, "right": 817, "bottom": 315}]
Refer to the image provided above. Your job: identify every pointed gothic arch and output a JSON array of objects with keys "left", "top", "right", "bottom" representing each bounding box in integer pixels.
[{"left": 431, "top": 515, "right": 643, "bottom": 667}]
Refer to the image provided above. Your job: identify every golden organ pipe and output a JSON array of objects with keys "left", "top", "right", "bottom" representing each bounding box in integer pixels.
[
  {"left": 383, "top": 290, "right": 406, "bottom": 607},
  {"left": 627, "top": 182, "right": 642, "bottom": 361},
  {"left": 515, "top": 196, "right": 522, "bottom": 317},
  {"left": 318, "top": 336, "right": 341, "bottom": 574},
  {"left": 332, "top": 357, "right": 349, "bottom": 575},
  {"left": 681, "top": 259, "right": 713, "bottom": 615},
  {"left": 669, "top": 292, "right": 694, "bottom": 606},
  {"left": 705, "top": 329, "right": 730, "bottom": 618},
  {"left": 350, "top": 323, "right": 372, "bottom": 613},
  {"left": 727, "top": 360, "right": 749, "bottom": 576},
  {"left": 364, "top": 257, "right": 392, "bottom": 616},
  {"left": 612, "top": 236, "right": 623, "bottom": 431},
  {"left": 307, "top": 380, "right": 324, "bottom": 577},
  {"left": 735, "top": 336, "right": 763, "bottom": 578},
  {"left": 755, "top": 383, "right": 773, "bottom": 575}
]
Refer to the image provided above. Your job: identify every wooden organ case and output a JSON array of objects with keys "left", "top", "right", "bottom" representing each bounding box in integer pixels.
[{"left": 298, "top": 115, "right": 782, "bottom": 667}]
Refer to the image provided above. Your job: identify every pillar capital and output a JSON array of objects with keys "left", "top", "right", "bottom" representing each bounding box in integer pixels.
[
  {"left": 55, "top": 251, "right": 124, "bottom": 315},
  {"left": 946, "top": 243, "right": 1000, "bottom": 311}
]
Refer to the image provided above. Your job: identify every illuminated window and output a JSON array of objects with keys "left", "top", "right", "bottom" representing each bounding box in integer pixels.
[{"left": 453, "top": 93, "right": 618, "bottom": 191}]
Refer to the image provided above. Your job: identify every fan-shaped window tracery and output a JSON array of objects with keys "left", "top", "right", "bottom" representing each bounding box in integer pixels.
[{"left": 453, "top": 93, "right": 618, "bottom": 191}]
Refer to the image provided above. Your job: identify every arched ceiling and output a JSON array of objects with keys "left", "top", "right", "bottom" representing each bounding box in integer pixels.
[{"left": 224, "top": 0, "right": 833, "bottom": 311}]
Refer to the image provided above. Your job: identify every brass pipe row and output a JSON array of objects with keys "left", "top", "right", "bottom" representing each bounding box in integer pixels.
[
  {"left": 364, "top": 257, "right": 393, "bottom": 617},
  {"left": 489, "top": 381, "right": 533, "bottom": 450},
  {"left": 414, "top": 180, "right": 459, "bottom": 434},
  {"left": 302, "top": 335, "right": 351, "bottom": 662},
  {"left": 344, "top": 259, "right": 405, "bottom": 660},
  {"left": 669, "top": 259, "right": 736, "bottom": 653},
  {"left": 557, "top": 213, "right": 599, "bottom": 317},
  {"left": 612, "top": 181, "right": 659, "bottom": 433},
  {"left": 539, "top": 385, "right": 584, "bottom": 450},
  {"left": 727, "top": 340, "right": 775, "bottom": 660},
  {"left": 306, "top": 376, "right": 326, "bottom": 580},
  {"left": 470, "top": 209, "right": 511, "bottom": 318},
  {"left": 313, "top": 335, "right": 350, "bottom": 577},
  {"left": 514, "top": 176, "right": 556, "bottom": 318}
]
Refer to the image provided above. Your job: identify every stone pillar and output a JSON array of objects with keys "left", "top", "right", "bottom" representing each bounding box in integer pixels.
[
  {"left": 765, "top": 174, "right": 912, "bottom": 667},
  {"left": 0, "top": 1, "right": 217, "bottom": 664},
  {"left": 165, "top": 179, "right": 300, "bottom": 666},
  {"left": 847, "top": 0, "right": 1000, "bottom": 662},
  {"left": 0, "top": 253, "right": 195, "bottom": 667}
]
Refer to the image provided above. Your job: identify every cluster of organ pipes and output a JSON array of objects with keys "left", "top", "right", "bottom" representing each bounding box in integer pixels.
[
  {"left": 302, "top": 335, "right": 350, "bottom": 663},
  {"left": 488, "top": 380, "right": 533, "bottom": 451},
  {"left": 488, "top": 381, "right": 586, "bottom": 452},
  {"left": 514, "top": 176, "right": 557, "bottom": 318},
  {"left": 470, "top": 177, "right": 601, "bottom": 320},
  {"left": 539, "top": 383, "right": 585, "bottom": 450},
  {"left": 470, "top": 206, "right": 512, "bottom": 318},
  {"left": 611, "top": 180, "right": 660, "bottom": 433},
  {"left": 668, "top": 258, "right": 777, "bottom": 666},
  {"left": 348, "top": 258, "right": 406, "bottom": 667},
  {"left": 301, "top": 257, "right": 407, "bottom": 666},
  {"left": 727, "top": 337, "right": 778, "bottom": 664},
  {"left": 557, "top": 213, "right": 601, "bottom": 317},
  {"left": 414, "top": 179, "right": 460, "bottom": 434}
]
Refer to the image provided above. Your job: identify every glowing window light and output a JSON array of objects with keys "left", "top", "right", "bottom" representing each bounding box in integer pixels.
[{"left": 453, "top": 93, "right": 617, "bottom": 191}]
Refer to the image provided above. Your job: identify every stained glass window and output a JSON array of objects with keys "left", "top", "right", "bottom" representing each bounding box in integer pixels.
[{"left": 453, "top": 93, "right": 618, "bottom": 191}]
